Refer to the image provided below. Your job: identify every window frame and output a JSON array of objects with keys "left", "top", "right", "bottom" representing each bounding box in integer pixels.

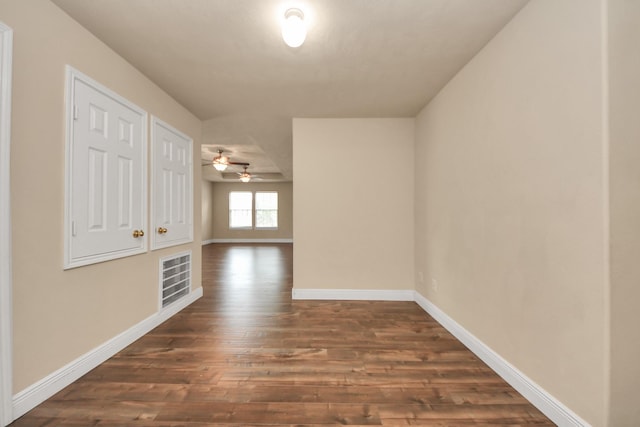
[{"left": 228, "top": 190, "right": 279, "bottom": 231}]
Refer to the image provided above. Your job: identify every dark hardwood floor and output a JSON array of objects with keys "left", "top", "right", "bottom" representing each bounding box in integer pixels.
[{"left": 11, "top": 243, "right": 554, "bottom": 426}]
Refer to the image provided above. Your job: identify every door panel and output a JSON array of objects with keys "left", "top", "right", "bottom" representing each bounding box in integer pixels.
[
  {"left": 65, "top": 68, "right": 147, "bottom": 268},
  {"left": 151, "top": 117, "right": 193, "bottom": 250},
  {"left": 117, "top": 155, "right": 132, "bottom": 228}
]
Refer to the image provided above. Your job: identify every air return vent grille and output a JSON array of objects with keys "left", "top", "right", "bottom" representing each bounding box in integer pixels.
[{"left": 160, "top": 251, "right": 191, "bottom": 308}]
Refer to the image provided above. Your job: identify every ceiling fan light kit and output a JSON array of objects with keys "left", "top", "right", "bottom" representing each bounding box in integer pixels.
[
  {"left": 212, "top": 149, "right": 229, "bottom": 171},
  {"left": 212, "top": 157, "right": 228, "bottom": 171},
  {"left": 239, "top": 166, "right": 252, "bottom": 183},
  {"left": 281, "top": 7, "right": 306, "bottom": 48}
]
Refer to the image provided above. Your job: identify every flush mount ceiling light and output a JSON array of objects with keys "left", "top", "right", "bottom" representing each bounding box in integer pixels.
[{"left": 281, "top": 8, "right": 306, "bottom": 48}]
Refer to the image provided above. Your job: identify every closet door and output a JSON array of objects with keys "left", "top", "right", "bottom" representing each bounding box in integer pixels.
[
  {"left": 151, "top": 117, "right": 193, "bottom": 250},
  {"left": 65, "top": 67, "right": 147, "bottom": 269}
]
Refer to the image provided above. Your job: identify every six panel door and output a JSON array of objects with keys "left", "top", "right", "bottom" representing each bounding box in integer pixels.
[
  {"left": 151, "top": 117, "right": 193, "bottom": 250},
  {"left": 65, "top": 68, "right": 147, "bottom": 268}
]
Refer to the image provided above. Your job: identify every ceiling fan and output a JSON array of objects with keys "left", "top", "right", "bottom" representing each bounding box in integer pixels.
[
  {"left": 210, "top": 149, "right": 249, "bottom": 171},
  {"left": 237, "top": 166, "right": 252, "bottom": 183}
]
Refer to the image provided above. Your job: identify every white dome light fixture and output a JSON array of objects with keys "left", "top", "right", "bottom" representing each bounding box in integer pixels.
[{"left": 282, "top": 8, "right": 306, "bottom": 48}]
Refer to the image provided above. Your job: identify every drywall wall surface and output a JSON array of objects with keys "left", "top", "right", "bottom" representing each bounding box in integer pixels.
[
  {"left": 608, "top": 0, "right": 640, "bottom": 424},
  {"left": 414, "top": 0, "right": 607, "bottom": 424},
  {"left": 210, "top": 181, "right": 293, "bottom": 240},
  {"left": 201, "top": 178, "right": 215, "bottom": 242},
  {"left": 293, "top": 118, "right": 414, "bottom": 291},
  {"left": 1, "top": 0, "right": 202, "bottom": 392}
]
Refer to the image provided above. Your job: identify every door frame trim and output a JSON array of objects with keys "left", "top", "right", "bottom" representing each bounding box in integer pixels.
[{"left": 0, "top": 20, "right": 14, "bottom": 426}]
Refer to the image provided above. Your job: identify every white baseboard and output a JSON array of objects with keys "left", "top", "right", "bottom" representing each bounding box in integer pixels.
[
  {"left": 292, "top": 288, "right": 415, "bottom": 301},
  {"left": 210, "top": 238, "right": 293, "bottom": 244},
  {"left": 12, "top": 287, "right": 203, "bottom": 420},
  {"left": 10, "top": 285, "right": 588, "bottom": 427},
  {"left": 413, "top": 292, "right": 590, "bottom": 427},
  {"left": 293, "top": 287, "right": 589, "bottom": 426},
  {"left": 201, "top": 238, "right": 215, "bottom": 245}
]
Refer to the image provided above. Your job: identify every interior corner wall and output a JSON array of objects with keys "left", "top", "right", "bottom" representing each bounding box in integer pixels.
[
  {"left": 608, "top": 0, "right": 640, "bottom": 424},
  {"left": 413, "top": 0, "right": 607, "bottom": 425},
  {"left": 211, "top": 181, "right": 293, "bottom": 240},
  {"left": 201, "top": 178, "right": 215, "bottom": 242},
  {"left": 292, "top": 118, "right": 415, "bottom": 292},
  {"left": 1, "top": 0, "right": 202, "bottom": 393}
]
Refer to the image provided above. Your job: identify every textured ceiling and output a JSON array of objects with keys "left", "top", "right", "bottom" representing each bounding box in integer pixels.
[{"left": 52, "top": 0, "right": 529, "bottom": 181}]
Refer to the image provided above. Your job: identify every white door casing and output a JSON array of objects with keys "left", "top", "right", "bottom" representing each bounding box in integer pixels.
[
  {"left": 65, "top": 67, "right": 147, "bottom": 269},
  {"left": 151, "top": 117, "right": 193, "bottom": 250},
  {"left": 0, "top": 21, "right": 13, "bottom": 427}
]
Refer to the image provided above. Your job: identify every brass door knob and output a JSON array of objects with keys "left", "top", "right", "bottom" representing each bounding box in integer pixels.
[
  {"left": 157, "top": 227, "right": 168, "bottom": 234},
  {"left": 132, "top": 229, "right": 145, "bottom": 238}
]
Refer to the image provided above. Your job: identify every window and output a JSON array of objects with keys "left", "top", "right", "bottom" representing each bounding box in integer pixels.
[
  {"left": 229, "top": 191, "right": 252, "bottom": 229},
  {"left": 255, "top": 192, "right": 278, "bottom": 229},
  {"left": 229, "top": 191, "right": 279, "bottom": 230}
]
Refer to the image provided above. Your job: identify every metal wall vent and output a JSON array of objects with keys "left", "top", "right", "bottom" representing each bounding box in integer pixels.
[{"left": 160, "top": 251, "right": 191, "bottom": 308}]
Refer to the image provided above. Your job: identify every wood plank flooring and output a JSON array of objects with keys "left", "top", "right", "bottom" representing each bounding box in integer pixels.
[{"left": 11, "top": 243, "right": 555, "bottom": 426}]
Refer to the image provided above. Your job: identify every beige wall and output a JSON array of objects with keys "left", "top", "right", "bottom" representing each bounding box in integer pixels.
[
  {"left": 201, "top": 178, "right": 215, "bottom": 242},
  {"left": 6, "top": 0, "right": 636, "bottom": 424},
  {"left": 414, "top": 0, "right": 607, "bottom": 424},
  {"left": 608, "top": 0, "right": 640, "bottom": 424},
  {"left": 293, "top": 118, "right": 414, "bottom": 291},
  {"left": 211, "top": 181, "right": 293, "bottom": 240},
  {"left": 2, "top": 0, "right": 202, "bottom": 392}
]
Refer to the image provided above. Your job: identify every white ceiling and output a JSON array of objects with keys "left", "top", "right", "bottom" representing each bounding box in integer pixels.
[{"left": 52, "top": 0, "right": 529, "bottom": 182}]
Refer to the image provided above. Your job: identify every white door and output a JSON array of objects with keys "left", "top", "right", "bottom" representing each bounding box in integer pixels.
[
  {"left": 65, "top": 67, "right": 147, "bottom": 268},
  {"left": 151, "top": 117, "right": 193, "bottom": 250}
]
